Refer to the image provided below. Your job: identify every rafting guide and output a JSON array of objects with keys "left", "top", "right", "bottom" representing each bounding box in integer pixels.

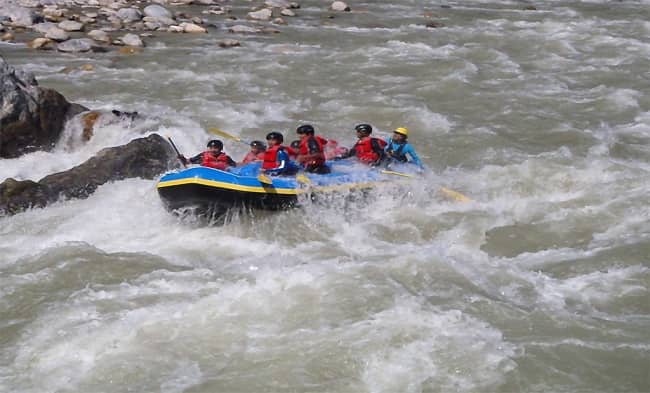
[
  {"left": 383, "top": 127, "right": 424, "bottom": 170},
  {"left": 178, "top": 139, "right": 236, "bottom": 170}
]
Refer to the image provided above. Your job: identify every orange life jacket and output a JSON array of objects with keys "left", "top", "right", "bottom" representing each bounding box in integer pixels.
[
  {"left": 241, "top": 151, "right": 264, "bottom": 165},
  {"left": 298, "top": 135, "right": 326, "bottom": 167},
  {"left": 201, "top": 151, "right": 232, "bottom": 170},
  {"left": 262, "top": 145, "right": 284, "bottom": 169},
  {"left": 353, "top": 136, "right": 386, "bottom": 163}
]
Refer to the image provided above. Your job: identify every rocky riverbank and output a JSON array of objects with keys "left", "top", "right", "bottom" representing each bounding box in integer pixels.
[{"left": 0, "top": 0, "right": 353, "bottom": 52}]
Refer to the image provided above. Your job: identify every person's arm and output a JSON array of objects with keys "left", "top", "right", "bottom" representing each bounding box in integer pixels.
[
  {"left": 338, "top": 143, "right": 357, "bottom": 159},
  {"left": 187, "top": 153, "right": 203, "bottom": 165},
  {"left": 405, "top": 144, "right": 423, "bottom": 168},
  {"left": 384, "top": 138, "right": 392, "bottom": 152},
  {"left": 226, "top": 155, "right": 236, "bottom": 167},
  {"left": 370, "top": 138, "right": 386, "bottom": 165}
]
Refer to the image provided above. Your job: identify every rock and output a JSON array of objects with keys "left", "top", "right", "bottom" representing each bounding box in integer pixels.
[
  {"left": 45, "top": 26, "right": 70, "bottom": 41},
  {"left": 143, "top": 5, "right": 172, "bottom": 19},
  {"left": 247, "top": 8, "right": 273, "bottom": 21},
  {"left": 273, "top": 17, "right": 286, "bottom": 25},
  {"left": 27, "top": 37, "right": 54, "bottom": 49},
  {"left": 58, "top": 20, "right": 84, "bottom": 31},
  {"left": 265, "top": 0, "right": 290, "bottom": 8},
  {"left": 78, "top": 109, "right": 137, "bottom": 141},
  {"left": 228, "top": 24, "right": 261, "bottom": 34},
  {"left": 330, "top": 1, "right": 350, "bottom": 11},
  {"left": 121, "top": 33, "right": 143, "bottom": 47},
  {"left": 18, "top": 0, "right": 41, "bottom": 7},
  {"left": 425, "top": 21, "right": 445, "bottom": 28},
  {"left": 0, "top": 134, "right": 176, "bottom": 216},
  {"left": 57, "top": 38, "right": 95, "bottom": 52},
  {"left": 42, "top": 7, "right": 65, "bottom": 19},
  {"left": 118, "top": 46, "right": 143, "bottom": 55},
  {"left": 60, "top": 64, "right": 95, "bottom": 74},
  {"left": 1, "top": 56, "right": 88, "bottom": 158},
  {"left": 218, "top": 39, "right": 240, "bottom": 48},
  {"left": 4, "top": 5, "right": 39, "bottom": 27},
  {"left": 116, "top": 7, "right": 143, "bottom": 22},
  {"left": 143, "top": 15, "right": 176, "bottom": 26},
  {"left": 87, "top": 29, "right": 110, "bottom": 42},
  {"left": 180, "top": 22, "right": 206, "bottom": 33},
  {"left": 1, "top": 32, "right": 15, "bottom": 41},
  {"left": 32, "top": 22, "right": 58, "bottom": 34},
  {"left": 168, "top": 25, "right": 184, "bottom": 33},
  {"left": 280, "top": 9, "right": 295, "bottom": 17},
  {"left": 0, "top": 178, "right": 49, "bottom": 215},
  {"left": 194, "top": 0, "right": 214, "bottom": 4}
]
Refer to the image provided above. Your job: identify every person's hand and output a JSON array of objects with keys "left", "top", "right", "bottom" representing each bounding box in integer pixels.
[{"left": 178, "top": 155, "right": 188, "bottom": 164}]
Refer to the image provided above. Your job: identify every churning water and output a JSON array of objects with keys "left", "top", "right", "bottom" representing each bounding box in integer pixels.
[{"left": 1, "top": 1, "right": 649, "bottom": 392}]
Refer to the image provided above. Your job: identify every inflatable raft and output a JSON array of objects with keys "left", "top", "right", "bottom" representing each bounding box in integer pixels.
[{"left": 156, "top": 161, "right": 418, "bottom": 215}]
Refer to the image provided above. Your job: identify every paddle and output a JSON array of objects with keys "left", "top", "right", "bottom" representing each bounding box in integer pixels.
[
  {"left": 258, "top": 173, "right": 273, "bottom": 185},
  {"left": 166, "top": 136, "right": 187, "bottom": 168},
  {"left": 379, "top": 169, "right": 471, "bottom": 202},
  {"left": 258, "top": 172, "right": 310, "bottom": 186},
  {"left": 207, "top": 127, "right": 249, "bottom": 146}
]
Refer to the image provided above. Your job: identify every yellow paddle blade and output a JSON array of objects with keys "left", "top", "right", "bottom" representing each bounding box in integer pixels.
[
  {"left": 380, "top": 169, "right": 415, "bottom": 178},
  {"left": 257, "top": 173, "right": 273, "bottom": 185},
  {"left": 440, "top": 187, "right": 472, "bottom": 203},
  {"left": 207, "top": 127, "right": 242, "bottom": 143},
  {"left": 296, "top": 173, "right": 311, "bottom": 185}
]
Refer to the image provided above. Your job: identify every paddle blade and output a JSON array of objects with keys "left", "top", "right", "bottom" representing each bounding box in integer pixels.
[
  {"left": 207, "top": 127, "right": 241, "bottom": 143},
  {"left": 257, "top": 173, "right": 273, "bottom": 185},
  {"left": 296, "top": 173, "right": 311, "bottom": 185},
  {"left": 440, "top": 187, "right": 471, "bottom": 203},
  {"left": 380, "top": 169, "right": 415, "bottom": 178}
]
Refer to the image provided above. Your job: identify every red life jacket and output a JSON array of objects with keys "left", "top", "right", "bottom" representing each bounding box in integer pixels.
[
  {"left": 241, "top": 151, "right": 264, "bottom": 165},
  {"left": 354, "top": 136, "right": 386, "bottom": 163},
  {"left": 298, "top": 135, "right": 326, "bottom": 167},
  {"left": 201, "top": 151, "right": 231, "bottom": 170},
  {"left": 263, "top": 145, "right": 284, "bottom": 169}
]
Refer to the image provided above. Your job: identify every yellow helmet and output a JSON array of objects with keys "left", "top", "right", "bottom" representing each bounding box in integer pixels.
[{"left": 394, "top": 127, "right": 409, "bottom": 136}]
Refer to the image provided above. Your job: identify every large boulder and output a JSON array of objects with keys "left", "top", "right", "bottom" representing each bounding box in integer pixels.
[
  {"left": 0, "top": 133, "right": 177, "bottom": 216},
  {"left": 0, "top": 56, "right": 88, "bottom": 158}
]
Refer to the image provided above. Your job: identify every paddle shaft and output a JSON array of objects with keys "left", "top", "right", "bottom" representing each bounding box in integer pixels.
[
  {"left": 207, "top": 127, "right": 249, "bottom": 146},
  {"left": 167, "top": 136, "right": 187, "bottom": 168}
]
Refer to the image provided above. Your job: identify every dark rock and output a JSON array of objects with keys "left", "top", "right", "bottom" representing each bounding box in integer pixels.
[
  {"left": 0, "top": 178, "right": 49, "bottom": 215},
  {"left": 425, "top": 21, "right": 445, "bottom": 28},
  {"left": 1, "top": 56, "right": 89, "bottom": 158},
  {"left": 0, "top": 134, "right": 177, "bottom": 216}
]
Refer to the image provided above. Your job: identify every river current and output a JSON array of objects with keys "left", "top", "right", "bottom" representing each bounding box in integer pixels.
[{"left": 1, "top": 1, "right": 649, "bottom": 392}]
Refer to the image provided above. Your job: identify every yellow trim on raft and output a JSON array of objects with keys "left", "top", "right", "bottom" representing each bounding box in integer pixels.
[
  {"left": 157, "top": 177, "right": 299, "bottom": 195},
  {"left": 157, "top": 177, "right": 387, "bottom": 195}
]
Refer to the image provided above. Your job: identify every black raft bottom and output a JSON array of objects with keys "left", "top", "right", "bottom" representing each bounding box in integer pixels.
[{"left": 158, "top": 183, "right": 299, "bottom": 217}]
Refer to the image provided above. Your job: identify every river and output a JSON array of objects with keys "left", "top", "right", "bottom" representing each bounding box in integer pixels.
[{"left": 1, "top": 1, "right": 649, "bottom": 392}]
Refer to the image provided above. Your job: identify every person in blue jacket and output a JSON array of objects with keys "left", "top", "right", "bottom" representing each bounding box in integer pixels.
[
  {"left": 383, "top": 127, "right": 423, "bottom": 169},
  {"left": 261, "top": 131, "right": 300, "bottom": 176}
]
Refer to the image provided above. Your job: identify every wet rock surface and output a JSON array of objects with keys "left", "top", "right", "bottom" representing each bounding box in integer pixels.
[
  {"left": 1, "top": 56, "right": 88, "bottom": 158},
  {"left": 0, "top": 133, "right": 177, "bottom": 216}
]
